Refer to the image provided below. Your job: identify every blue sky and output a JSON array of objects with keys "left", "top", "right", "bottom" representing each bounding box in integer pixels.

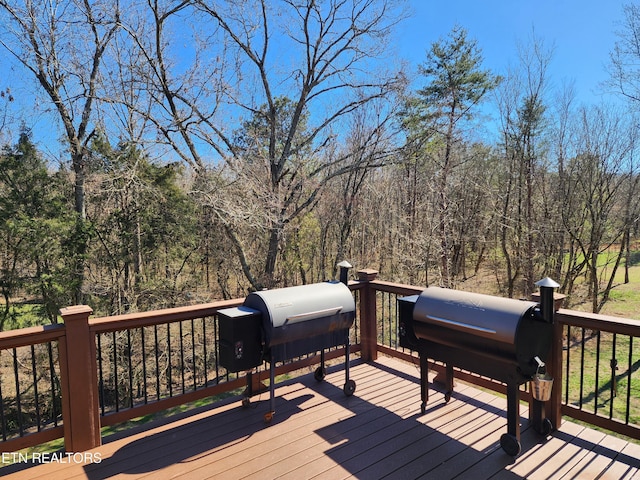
[
  {"left": 1, "top": 1, "right": 630, "bottom": 158},
  {"left": 394, "top": 0, "right": 628, "bottom": 106}
]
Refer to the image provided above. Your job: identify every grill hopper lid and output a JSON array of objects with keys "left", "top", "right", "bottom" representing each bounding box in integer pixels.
[
  {"left": 413, "top": 287, "right": 538, "bottom": 345},
  {"left": 243, "top": 281, "right": 356, "bottom": 346}
]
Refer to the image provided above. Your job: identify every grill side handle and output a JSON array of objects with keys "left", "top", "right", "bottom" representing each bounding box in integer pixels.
[{"left": 285, "top": 306, "right": 343, "bottom": 325}]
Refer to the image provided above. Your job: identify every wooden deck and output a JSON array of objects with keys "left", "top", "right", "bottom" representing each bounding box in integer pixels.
[{"left": 3, "top": 355, "right": 640, "bottom": 479}]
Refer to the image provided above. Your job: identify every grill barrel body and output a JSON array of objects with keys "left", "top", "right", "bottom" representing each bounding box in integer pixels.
[
  {"left": 407, "top": 287, "right": 551, "bottom": 378},
  {"left": 244, "top": 281, "right": 355, "bottom": 361}
]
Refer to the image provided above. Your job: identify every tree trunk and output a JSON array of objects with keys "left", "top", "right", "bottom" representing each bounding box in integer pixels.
[{"left": 72, "top": 152, "right": 88, "bottom": 305}]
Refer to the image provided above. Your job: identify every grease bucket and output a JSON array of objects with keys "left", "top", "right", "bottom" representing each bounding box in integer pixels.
[{"left": 531, "top": 372, "right": 553, "bottom": 401}]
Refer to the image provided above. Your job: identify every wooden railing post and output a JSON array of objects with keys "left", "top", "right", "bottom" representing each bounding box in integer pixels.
[
  {"left": 357, "top": 269, "right": 379, "bottom": 362},
  {"left": 59, "top": 305, "right": 101, "bottom": 452}
]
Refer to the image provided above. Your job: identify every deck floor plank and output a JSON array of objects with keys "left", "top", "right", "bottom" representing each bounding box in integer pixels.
[
  {"left": 2, "top": 355, "right": 640, "bottom": 480},
  {"left": 338, "top": 393, "right": 501, "bottom": 480}
]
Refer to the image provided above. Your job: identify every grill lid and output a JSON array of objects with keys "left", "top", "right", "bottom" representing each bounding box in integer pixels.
[
  {"left": 413, "top": 287, "right": 537, "bottom": 345},
  {"left": 244, "top": 281, "right": 355, "bottom": 329}
]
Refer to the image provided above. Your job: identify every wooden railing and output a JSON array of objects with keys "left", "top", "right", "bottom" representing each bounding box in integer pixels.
[{"left": 0, "top": 268, "right": 639, "bottom": 455}]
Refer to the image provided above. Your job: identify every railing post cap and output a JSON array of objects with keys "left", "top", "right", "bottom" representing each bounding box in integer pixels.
[
  {"left": 357, "top": 269, "right": 379, "bottom": 282},
  {"left": 59, "top": 305, "right": 93, "bottom": 320}
]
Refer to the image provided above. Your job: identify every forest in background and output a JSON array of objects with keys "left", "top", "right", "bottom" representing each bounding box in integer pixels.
[{"left": 1, "top": 1, "right": 640, "bottom": 329}]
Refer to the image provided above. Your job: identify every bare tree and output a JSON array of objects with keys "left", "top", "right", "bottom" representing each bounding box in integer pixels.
[
  {"left": 117, "top": 0, "right": 406, "bottom": 289},
  {"left": 609, "top": 3, "right": 640, "bottom": 103},
  {"left": 321, "top": 96, "right": 399, "bottom": 281},
  {"left": 0, "top": 0, "right": 121, "bottom": 303},
  {"left": 561, "top": 104, "right": 637, "bottom": 313},
  {"left": 0, "top": 88, "right": 15, "bottom": 142},
  {"left": 494, "top": 34, "right": 552, "bottom": 298}
]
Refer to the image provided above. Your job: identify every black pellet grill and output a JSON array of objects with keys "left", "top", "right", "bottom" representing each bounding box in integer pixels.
[
  {"left": 398, "top": 279, "right": 559, "bottom": 456},
  {"left": 218, "top": 280, "right": 356, "bottom": 422}
]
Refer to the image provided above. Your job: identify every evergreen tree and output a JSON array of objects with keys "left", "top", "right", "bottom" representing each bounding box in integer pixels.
[
  {"left": 0, "top": 128, "right": 75, "bottom": 328},
  {"left": 401, "top": 26, "right": 499, "bottom": 287}
]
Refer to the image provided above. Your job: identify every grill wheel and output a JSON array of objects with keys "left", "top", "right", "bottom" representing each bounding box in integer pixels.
[
  {"left": 500, "top": 433, "right": 521, "bottom": 456},
  {"left": 343, "top": 380, "right": 356, "bottom": 396}
]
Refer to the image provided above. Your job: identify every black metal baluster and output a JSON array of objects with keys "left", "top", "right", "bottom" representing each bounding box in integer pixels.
[
  {"left": 565, "top": 325, "right": 571, "bottom": 404},
  {"left": 12, "top": 348, "right": 23, "bottom": 436},
  {"left": 97, "top": 334, "right": 105, "bottom": 415},
  {"left": 595, "top": 331, "right": 601, "bottom": 415},
  {"left": 167, "top": 323, "right": 173, "bottom": 397},
  {"left": 179, "top": 321, "right": 185, "bottom": 394},
  {"left": 214, "top": 313, "right": 222, "bottom": 382},
  {"left": 141, "top": 327, "right": 148, "bottom": 404},
  {"left": 202, "top": 317, "right": 208, "bottom": 387},
  {"left": 48, "top": 342, "right": 58, "bottom": 426},
  {"left": 353, "top": 290, "right": 359, "bottom": 344},
  {"left": 30, "top": 345, "right": 40, "bottom": 431},
  {"left": 113, "top": 331, "right": 119, "bottom": 412},
  {"left": 382, "top": 291, "right": 387, "bottom": 346},
  {"left": 127, "top": 329, "right": 134, "bottom": 408},
  {"left": 626, "top": 336, "right": 633, "bottom": 425},
  {"left": 579, "top": 327, "right": 586, "bottom": 409},
  {"left": 387, "top": 292, "right": 393, "bottom": 348},
  {"left": 191, "top": 319, "right": 196, "bottom": 391},
  {"left": 393, "top": 293, "right": 399, "bottom": 350},
  {"left": 154, "top": 324, "right": 161, "bottom": 400},
  {"left": 610, "top": 333, "right": 617, "bottom": 419}
]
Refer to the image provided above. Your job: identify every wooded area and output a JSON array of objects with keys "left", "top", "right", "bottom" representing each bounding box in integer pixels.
[{"left": 1, "top": 0, "right": 640, "bottom": 329}]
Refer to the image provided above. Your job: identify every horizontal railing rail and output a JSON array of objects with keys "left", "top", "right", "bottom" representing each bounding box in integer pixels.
[{"left": 0, "top": 268, "right": 639, "bottom": 458}]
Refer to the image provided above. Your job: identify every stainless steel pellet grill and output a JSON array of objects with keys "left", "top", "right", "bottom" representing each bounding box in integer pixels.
[
  {"left": 398, "top": 279, "right": 558, "bottom": 456},
  {"left": 218, "top": 274, "right": 356, "bottom": 423}
]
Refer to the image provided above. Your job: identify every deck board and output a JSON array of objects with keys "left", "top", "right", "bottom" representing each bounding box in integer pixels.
[{"left": 2, "top": 355, "right": 640, "bottom": 479}]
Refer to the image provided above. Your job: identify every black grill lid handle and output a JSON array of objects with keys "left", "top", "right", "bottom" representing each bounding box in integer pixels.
[
  {"left": 285, "top": 306, "right": 343, "bottom": 325},
  {"left": 425, "top": 315, "right": 497, "bottom": 338}
]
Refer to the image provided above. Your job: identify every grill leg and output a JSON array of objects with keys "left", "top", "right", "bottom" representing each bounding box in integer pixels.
[
  {"left": 500, "top": 382, "right": 522, "bottom": 456},
  {"left": 444, "top": 363, "right": 454, "bottom": 403},
  {"left": 507, "top": 382, "right": 520, "bottom": 439},
  {"left": 344, "top": 340, "right": 349, "bottom": 383},
  {"left": 245, "top": 371, "right": 254, "bottom": 408},
  {"left": 420, "top": 351, "right": 429, "bottom": 413},
  {"left": 314, "top": 350, "right": 327, "bottom": 381},
  {"left": 532, "top": 399, "right": 553, "bottom": 436},
  {"left": 343, "top": 334, "right": 356, "bottom": 396},
  {"left": 264, "top": 361, "right": 275, "bottom": 423}
]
